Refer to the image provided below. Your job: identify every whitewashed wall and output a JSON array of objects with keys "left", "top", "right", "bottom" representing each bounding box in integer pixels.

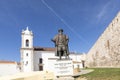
[
  {"left": 33, "top": 51, "right": 42, "bottom": 71},
  {"left": 0, "top": 63, "right": 20, "bottom": 76},
  {"left": 33, "top": 51, "right": 85, "bottom": 72},
  {"left": 33, "top": 51, "right": 57, "bottom": 72},
  {"left": 42, "top": 52, "right": 57, "bottom": 72},
  {"left": 22, "top": 50, "right": 33, "bottom": 72}
]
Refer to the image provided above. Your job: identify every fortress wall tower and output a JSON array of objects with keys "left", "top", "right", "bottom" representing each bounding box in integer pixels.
[
  {"left": 20, "top": 27, "right": 34, "bottom": 72},
  {"left": 86, "top": 12, "right": 120, "bottom": 67}
]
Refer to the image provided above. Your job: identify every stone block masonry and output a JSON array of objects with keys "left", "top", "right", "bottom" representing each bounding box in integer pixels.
[{"left": 86, "top": 12, "right": 120, "bottom": 67}]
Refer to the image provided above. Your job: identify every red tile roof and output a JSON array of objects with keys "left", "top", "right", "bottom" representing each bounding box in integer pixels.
[
  {"left": 0, "top": 60, "right": 17, "bottom": 64},
  {"left": 34, "top": 47, "right": 55, "bottom": 51}
]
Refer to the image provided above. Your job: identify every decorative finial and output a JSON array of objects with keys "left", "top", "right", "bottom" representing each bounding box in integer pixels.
[
  {"left": 26, "top": 26, "right": 29, "bottom": 31},
  {"left": 22, "top": 29, "right": 24, "bottom": 32}
]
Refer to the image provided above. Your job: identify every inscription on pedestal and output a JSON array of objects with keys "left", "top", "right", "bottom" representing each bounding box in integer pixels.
[{"left": 54, "top": 60, "right": 73, "bottom": 76}]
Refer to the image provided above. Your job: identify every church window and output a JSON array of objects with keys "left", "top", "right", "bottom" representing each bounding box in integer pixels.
[
  {"left": 26, "top": 53, "right": 28, "bottom": 56},
  {"left": 39, "top": 58, "right": 43, "bottom": 64},
  {"left": 26, "top": 61, "right": 28, "bottom": 64},
  {"left": 26, "top": 39, "right": 29, "bottom": 47},
  {"left": 25, "top": 61, "right": 28, "bottom": 66}
]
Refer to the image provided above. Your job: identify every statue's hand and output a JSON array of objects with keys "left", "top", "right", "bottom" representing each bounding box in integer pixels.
[{"left": 51, "top": 39, "right": 54, "bottom": 42}]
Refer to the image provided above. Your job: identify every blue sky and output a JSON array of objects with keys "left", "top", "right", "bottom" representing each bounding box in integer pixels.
[{"left": 0, "top": 0, "right": 120, "bottom": 62}]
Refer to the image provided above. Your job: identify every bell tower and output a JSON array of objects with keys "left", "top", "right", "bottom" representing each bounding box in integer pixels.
[
  {"left": 21, "top": 27, "right": 33, "bottom": 48},
  {"left": 20, "top": 27, "right": 34, "bottom": 72}
]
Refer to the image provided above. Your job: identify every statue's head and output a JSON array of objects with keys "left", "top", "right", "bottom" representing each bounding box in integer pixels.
[{"left": 58, "top": 29, "right": 63, "bottom": 33}]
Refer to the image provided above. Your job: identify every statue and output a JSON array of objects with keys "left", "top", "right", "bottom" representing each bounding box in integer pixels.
[{"left": 52, "top": 29, "right": 69, "bottom": 60}]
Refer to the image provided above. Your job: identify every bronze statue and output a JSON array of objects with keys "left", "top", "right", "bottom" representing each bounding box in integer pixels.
[{"left": 52, "top": 29, "right": 69, "bottom": 60}]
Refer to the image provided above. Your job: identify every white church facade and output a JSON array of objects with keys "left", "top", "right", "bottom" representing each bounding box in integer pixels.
[{"left": 20, "top": 27, "right": 86, "bottom": 73}]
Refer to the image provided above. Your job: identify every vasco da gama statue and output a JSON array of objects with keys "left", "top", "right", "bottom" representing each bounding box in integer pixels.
[{"left": 52, "top": 29, "right": 69, "bottom": 60}]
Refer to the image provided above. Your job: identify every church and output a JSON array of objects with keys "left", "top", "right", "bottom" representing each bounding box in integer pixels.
[{"left": 20, "top": 27, "right": 86, "bottom": 73}]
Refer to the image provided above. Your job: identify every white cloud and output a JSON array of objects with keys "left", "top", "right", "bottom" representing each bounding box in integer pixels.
[{"left": 97, "top": 0, "right": 112, "bottom": 20}]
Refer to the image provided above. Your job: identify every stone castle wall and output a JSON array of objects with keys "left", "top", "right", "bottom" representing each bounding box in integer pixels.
[{"left": 86, "top": 12, "right": 120, "bottom": 67}]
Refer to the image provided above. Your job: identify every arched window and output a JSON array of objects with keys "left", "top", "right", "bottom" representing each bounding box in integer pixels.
[
  {"left": 26, "top": 39, "right": 29, "bottom": 47},
  {"left": 25, "top": 61, "right": 28, "bottom": 66},
  {"left": 39, "top": 58, "right": 43, "bottom": 64}
]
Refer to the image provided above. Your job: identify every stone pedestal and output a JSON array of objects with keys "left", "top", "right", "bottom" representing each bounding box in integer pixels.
[{"left": 54, "top": 59, "right": 73, "bottom": 76}]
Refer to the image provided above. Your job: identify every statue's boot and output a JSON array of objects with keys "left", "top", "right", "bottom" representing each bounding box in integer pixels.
[
  {"left": 59, "top": 52, "right": 61, "bottom": 60},
  {"left": 64, "top": 51, "right": 67, "bottom": 59}
]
